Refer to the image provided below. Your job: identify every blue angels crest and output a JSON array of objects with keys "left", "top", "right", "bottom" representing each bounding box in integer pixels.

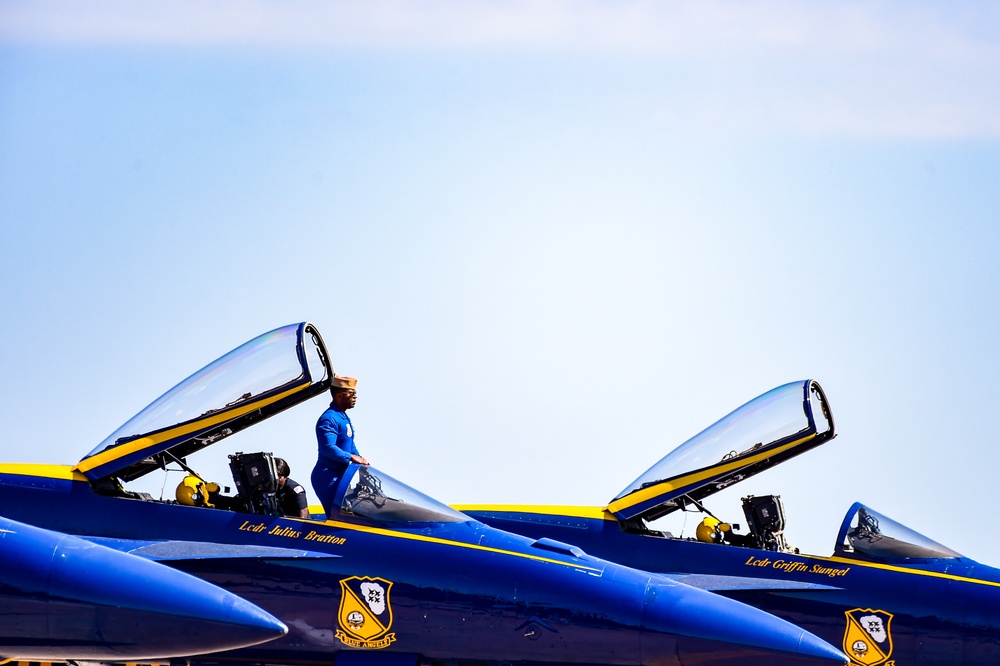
[
  {"left": 843, "top": 608, "right": 894, "bottom": 666},
  {"left": 336, "top": 576, "right": 396, "bottom": 649}
]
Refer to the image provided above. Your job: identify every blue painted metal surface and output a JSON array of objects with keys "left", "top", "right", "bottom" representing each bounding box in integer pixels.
[
  {"left": 0, "top": 467, "right": 844, "bottom": 665},
  {"left": 462, "top": 380, "right": 1000, "bottom": 666},
  {"left": 0, "top": 325, "right": 847, "bottom": 666},
  {"left": 0, "top": 515, "right": 286, "bottom": 660}
]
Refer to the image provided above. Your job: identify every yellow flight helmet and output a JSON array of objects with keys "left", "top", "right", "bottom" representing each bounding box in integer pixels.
[{"left": 176, "top": 475, "right": 217, "bottom": 507}]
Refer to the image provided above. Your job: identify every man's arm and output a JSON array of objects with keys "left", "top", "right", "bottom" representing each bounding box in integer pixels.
[
  {"left": 316, "top": 414, "right": 353, "bottom": 465},
  {"left": 292, "top": 481, "right": 311, "bottom": 519}
]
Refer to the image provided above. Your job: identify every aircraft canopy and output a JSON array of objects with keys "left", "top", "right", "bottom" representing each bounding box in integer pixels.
[
  {"left": 333, "top": 464, "right": 469, "bottom": 525},
  {"left": 835, "top": 503, "right": 962, "bottom": 561},
  {"left": 607, "top": 380, "right": 835, "bottom": 522},
  {"left": 77, "top": 323, "right": 332, "bottom": 482}
]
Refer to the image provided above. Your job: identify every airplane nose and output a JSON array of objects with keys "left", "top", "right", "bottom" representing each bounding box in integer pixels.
[
  {"left": 48, "top": 535, "right": 290, "bottom": 656},
  {"left": 0, "top": 517, "right": 287, "bottom": 660},
  {"left": 640, "top": 578, "right": 846, "bottom": 664}
]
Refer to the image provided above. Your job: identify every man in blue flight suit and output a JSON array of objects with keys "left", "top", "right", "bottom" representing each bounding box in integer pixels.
[{"left": 312, "top": 375, "right": 368, "bottom": 516}]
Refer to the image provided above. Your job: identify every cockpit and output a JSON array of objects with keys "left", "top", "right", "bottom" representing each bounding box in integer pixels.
[
  {"left": 219, "top": 452, "right": 467, "bottom": 525},
  {"left": 605, "top": 379, "right": 966, "bottom": 564},
  {"left": 605, "top": 380, "right": 833, "bottom": 548},
  {"left": 334, "top": 464, "right": 468, "bottom": 524},
  {"left": 834, "top": 502, "right": 961, "bottom": 561},
  {"left": 74, "top": 323, "right": 472, "bottom": 528}
]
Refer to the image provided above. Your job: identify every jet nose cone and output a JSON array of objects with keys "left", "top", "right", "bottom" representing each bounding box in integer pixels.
[
  {"left": 641, "top": 579, "right": 846, "bottom": 664},
  {"left": 204, "top": 589, "right": 290, "bottom": 644},
  {"left": 0, "top": 517, "right": 287, "bottom": 660},
  {"left": 59, "top": 539, "right": 290, "bottom": 656}
]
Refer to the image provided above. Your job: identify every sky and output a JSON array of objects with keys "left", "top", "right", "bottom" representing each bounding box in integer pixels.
[{"left": 1, "top": 1, "right": 999, "bottom": 563}]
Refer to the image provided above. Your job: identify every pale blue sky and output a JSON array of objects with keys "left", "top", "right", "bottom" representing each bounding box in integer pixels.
[{"left": 1, "top": 1, "right": 999, "bottom": 561}]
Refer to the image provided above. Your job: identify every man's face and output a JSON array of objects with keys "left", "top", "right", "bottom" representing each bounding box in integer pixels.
[{"left": 333, "top": 388, "right": 357, "bottom": 410}]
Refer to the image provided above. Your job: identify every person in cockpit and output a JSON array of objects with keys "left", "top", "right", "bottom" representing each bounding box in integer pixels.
[
  {"left": 274, "top": 458, "right": 311, "bottom": 519},
  {"left": 313, "top": 375, "right": 369, "bottom": 515}
]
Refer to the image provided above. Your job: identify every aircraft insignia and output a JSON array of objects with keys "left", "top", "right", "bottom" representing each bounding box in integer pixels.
[
  {"left": 843, "top": 608, "right": 894, "bottom": 666},
  {"left": 336, "top": 576, "right": 396, "bottom": 649}
]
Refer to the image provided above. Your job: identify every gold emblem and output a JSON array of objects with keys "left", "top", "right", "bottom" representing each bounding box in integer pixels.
[
  {"left": 336, "top": 576, "right": 396, "bottom": 649},
  {"left": 843, "top": 608, "right": 894, "bottom": 666}
]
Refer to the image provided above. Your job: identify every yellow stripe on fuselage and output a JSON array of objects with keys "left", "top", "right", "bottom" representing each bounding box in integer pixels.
[
  {"left": 452, "top": 504, "right": 615, "bottom": 521},
  {"left": 0, "top": 466, "right": 602, "bottom": 573},
  {"left": 818, "top": 554, "right": 1000, "bottom": 588},
  {"left": 0, "top": 463, "right": 88, "bottom": 481},
  {"left": 75, "top": 383, "right": 311, "bottom": 474},
  {"left": 457, "top": 503, "right": 1000, "bottom": 588},
  {"left": 317, "top": 516, "right": 603, "bottom": 572}
]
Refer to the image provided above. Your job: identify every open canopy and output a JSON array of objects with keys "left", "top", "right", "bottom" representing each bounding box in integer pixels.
[
  {"left": 77, "top": 323, "right": 333, "bottom": 482},
  {"left": 607, "top": 380, "right": 835, "bottom": 522}
]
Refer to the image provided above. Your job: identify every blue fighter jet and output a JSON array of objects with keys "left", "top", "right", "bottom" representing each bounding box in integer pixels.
[
  {"left": 459, "top": 380, "right": 1000, "bottom": 666},
  {"left": 0, "top": 325, "right": 845, "bottom": 666}
]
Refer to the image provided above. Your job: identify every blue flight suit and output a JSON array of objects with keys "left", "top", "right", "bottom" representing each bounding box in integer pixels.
[{"left": 312, "top": 404, "right": 360, "bottom": 515}]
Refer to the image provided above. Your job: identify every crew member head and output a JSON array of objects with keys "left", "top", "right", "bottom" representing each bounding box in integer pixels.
[
  {"left": 330, "top": 375, "right": 358, "bottom": 411},
  {"left": 275, "top": 457, "right": 291, "bottom": 488}
]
